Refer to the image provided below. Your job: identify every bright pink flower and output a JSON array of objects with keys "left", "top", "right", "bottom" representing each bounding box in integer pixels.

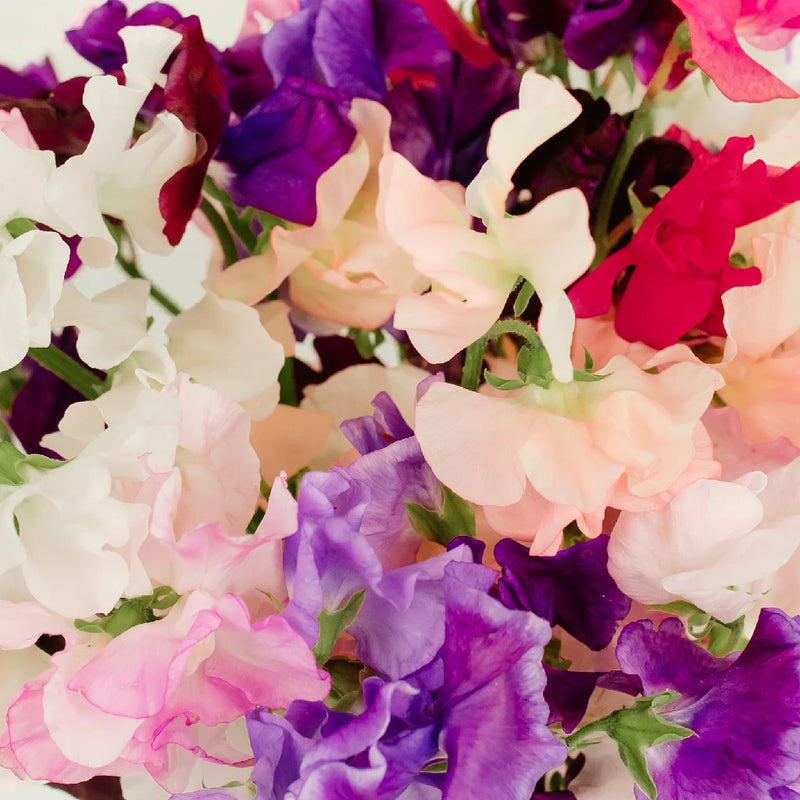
[
  {"left": 672, "top": 0, "right": 800, "bottom": 101},
  {"left": 569, "top": 136, "right": 800, "bottom": 349}
]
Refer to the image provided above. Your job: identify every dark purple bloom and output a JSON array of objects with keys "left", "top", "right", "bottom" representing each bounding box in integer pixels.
[
  {"left": 543, "top": 666, "right": 642, "bottom": 733},
  {"left": 65, "top": 0, "right": 183, "bottom": 73},
  {"left": 495, "top": 535, "right": 631, "bottom": 651},
  {"left": 217, "top": 77, "right": 355, "bottom": 225},
  {"left": 476, "top": 0, "right": 686, "bottom": 85},
  {"left": 616, "top": 610, "right": 800, "bottom": 800},
  {"left": 0, "top": 59, "right": 57, "bottom": 99},
  {"left": 385, "top": 55, "right": 520, "bottom": 186},
  {"left": 262, "top": 0, "right": 451, "bottom": 101},
  {"left": 213, "top": 35, "right": 274, "bottom": 117},
  {"left": 508, "top": 89, "right": 626, "bottom": 223}
]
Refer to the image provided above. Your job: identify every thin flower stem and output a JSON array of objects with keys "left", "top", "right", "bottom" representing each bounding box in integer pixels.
[
  {"left": 117, "top": 255, "right": 182, "bottom": 316},
  {"left": 28, "top": 345, "right": 103, "bottom": 400},
  {"left": 460, "top": 319, "right": 543, "bottom": 391},
  {"left": 200, "top": 196, "right": 240, "bottom": 266}
]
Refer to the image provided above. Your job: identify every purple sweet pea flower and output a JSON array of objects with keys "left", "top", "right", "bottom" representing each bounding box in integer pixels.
[
  {"left": 66, "top": 0, "right": 182, "bottom": 73},
  {"left": 217, "top": 77, "right": 355, "bottom": 225},
  {"left": 0, "top": 59, "right": 57, "bottom": 98},
  {"left": 616, "top": 610, "right": 800, "bottom": 800},
  {"left": 224, "top": 561, "right": 563, "bottom": 800},
  {"left": 213, "top": 35, "right": 274, "bottom": 117},
  {"left": 495, "top": 535, "right": 631, "bottom": 651},
  {"left": 283, "top": 466, "right": 471, "bottom": 678},
  {"left": 262, "top": 0, "right": 451, "bottom": 101}
]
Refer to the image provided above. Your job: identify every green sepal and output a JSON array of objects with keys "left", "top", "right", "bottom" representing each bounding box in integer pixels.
[
  {"left": 572, "top": 368, "right": 608, "bottom": 383},
  {"left": 324, "top": 657, "right": 364, "bottom": 711},
  {"left": 615, "top": 54, "right": 638, "bottom": 94},
  {"left": 406, "top": 483, "right": 475, "bottom": 546},
  {"left": 513, "top": 279, "right": 536, "bottom": 317},
  {"left": 628, "top": 182, "right": 651, "bottom": 231},
  {"left": 349, "top": 328, "right": 385, "bottom": 360},
  {"left": 0, "top": 442, "right": 61, "bottom": 486},
  {"left": 313, "top": 590, "right": 366, "bottom": 666},
  {"left": 566, "top": 691, "right": 695, "bottom": 800},
  {"left": 5, "top": 218, "right": 36, "bottom": 238},
  {"left": 421, "top": 760, "right": 448, "bottom": 774},
  {"left": 649, "top": 600, "right": 704, "bottom": 616},
  {"left": 543, "top": 637, "right": 572, "bottom": 670},
  {"left": 482, "top": 371, "right": 526, "bottom": 392},
  {"left": 75, "top": 586, "right": 180, "bottom": 638}
]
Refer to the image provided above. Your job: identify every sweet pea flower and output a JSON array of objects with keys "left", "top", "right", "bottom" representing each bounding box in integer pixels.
[
  {"left": 45, "top": 25, "right": 196, "bottom": 267},
  {"left": 617, "top": 609, "right": 800, "bottom": 799},
  {"left": 569, "top": 136, "right": 800, "bottom": 349},
  {"left": 415, "top": 355, "right": 722, "bottom": 547},
  {"left": 221, "top": 98, "right": 425, "bottom": 331},
  {"left": 607, "top": 458, "right": 800, "bottom": 622},
  {"left": 1, "top": 591, "right": 329, "bottom": 791},
  {"left": 672, "top": 0, "right": 800, "bottom": 102},
  {"left": 716, "top": 233, "right": 800, "bottom": 447},
  {"left": 0, "top": 455, "right": 138, "bottom": 619},
  {"left": 384, "top": 70, "right": 595, "bottom": 379}
]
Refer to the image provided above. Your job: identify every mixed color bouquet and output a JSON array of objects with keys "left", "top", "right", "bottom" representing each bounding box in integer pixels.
[{"left": 0, "top": 0, "right": 800, "bottom": 798}]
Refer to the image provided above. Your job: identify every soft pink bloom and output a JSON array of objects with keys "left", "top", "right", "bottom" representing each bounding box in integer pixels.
[
  {"left": 0, "top": 109, "right": 37, "bottom": 150},
  {"left": 384, "top": 70, "right": 594, "bottom": 378},
  {"left": 672, "top": 0, "right": 800, "bottom": 101},
  {"left": 716, "top": 233, "right": 800, "bottom": 445},
  {"left": 1, "top": 591, "right": 328, "bottom": 791},
  {"left": 415, "top": 355, "right": 722, "bottom": 547},
  {"left": 222, "top": 99, "right": 425, "bottom": 331},
  {"left": 608, "top": 456, "right": 800, "bottom": 622}
]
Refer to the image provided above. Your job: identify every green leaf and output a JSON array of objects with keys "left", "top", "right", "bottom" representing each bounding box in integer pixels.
[
  {"left": 421, "top": 760, "right": 448, "bottom": 774},
  {"left": 0, "top": 443, "right": 60, "bottom": 487},
  {"left": 513, "top": 279, "right": 536, "bottom": 316},
  {"left": 649, "top": 600, "right": 703, "bottom": 616},
  {"left": 406, "top": 484, "right": 475, "bottom": 546},
  {"left": 572, "top": 368, "right": 608, "bottom": 383},
  {"left": 543, "top": 637, "right": 572, "bottom": 670},
  {"left": 705, "top": 615, "right": 747, "bottom": 657},
  {"left": 566, "top": 692, "right": 694, "bottom": 800},
  {"left": 313, "top": 590, "right": 366, "bottom": 666},
  {"left": 582, "top": 347, "right": 594, "bottom": 372},
  {"left": 349, "top": 328, "right": 385, "bottom": 360},
  {"left": 75, "top": 586, "right": 181, "bottom": 638},
  {"left": 616, "top": 54, "right": 637, "bottom": 94}
]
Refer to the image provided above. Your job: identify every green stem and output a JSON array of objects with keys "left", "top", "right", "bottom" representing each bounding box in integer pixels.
[
  {"left": 200, "top": 196, "right": 240, "bottom": 266},
  {"left": 117, "top": 256, "right": 182, "bottom": 316},
  {"left": 28, "top": 345, "right": 102, "bottom": 400},
  {"left": 278, "top": 358, "right": 297, "bottom": 407},
  {"left": 460, "top": 319, "right": 544, "bottom": 392},
  {"left": 591, "top": 96, "right": 653, "bottom": 266}
]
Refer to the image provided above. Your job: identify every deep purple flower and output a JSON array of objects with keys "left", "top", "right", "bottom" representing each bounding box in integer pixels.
[
  {"left": 217, "top": 77, "right": 355, "bottom": 225},
  {"left": 476, "top": 0, "right": 686, "bottom": 85},
  {"left": 385, "top": 54, "right": 521, "bottom": 186},
  {"left": 65, "top": 0, "right": 183, "bottom": 73},
  {"left": 508, "top": 89, "right": 626, "bottom": 222},
  {"left": 261, "top": 0, "right": 451, "bottom": 101},
  {"left": 617, "top": 610, "right": 800, "bottom": 800},
  {"left": 495, "top": 536, "right": 631, "bottom": 651},
  {"left": 213, "top": 35, "right": 274, "bottom": 117},
  {"left": 0, "top": 59, "right": 57, "bottom": 99}
]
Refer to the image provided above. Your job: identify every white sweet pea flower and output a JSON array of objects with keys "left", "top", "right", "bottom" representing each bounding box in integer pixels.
[
  {"left": 0, "top": 457, "right": 135, "bottom": 619},
  {"left": 166, "top": 292, "right": 284, "bottom": 419},
  {"left": 0, "top": 229, "right": 70, "bottom": 372},
  {"left": 45, "top": 26, "right": 196, "bottom": 267}
]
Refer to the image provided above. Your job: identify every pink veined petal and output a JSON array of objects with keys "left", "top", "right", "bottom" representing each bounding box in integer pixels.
[{"left": 672, "top": 0, "right": 798, "bottom": 101}]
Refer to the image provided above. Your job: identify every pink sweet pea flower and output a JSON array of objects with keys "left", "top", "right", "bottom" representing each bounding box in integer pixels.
[
  {"left": 2, "top": 591, "right": 328, "bottom": 791},
  {"left": 385, "top": 70, "right": 595, "bottom": 379},
  {"left": 415, "top": 355, "right": 722, "bottom": 548},
  {"left": 672, "top": 0, "right": 800, "bottom": 102},
  {"left": 716, "top": 232, "right": 800, "bottom": 446},
  {"left": 222, "top": 99, "right": 426, "bottom": 331}
]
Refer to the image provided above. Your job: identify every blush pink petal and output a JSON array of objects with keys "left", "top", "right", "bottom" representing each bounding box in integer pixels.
[{"left": 672, "top": 0, "right": 799, "bottom": 101}]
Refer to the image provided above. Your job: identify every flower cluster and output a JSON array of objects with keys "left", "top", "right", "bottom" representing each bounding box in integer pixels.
[{"left": 0, "top": 1, "right": 799, "bottom": 799}]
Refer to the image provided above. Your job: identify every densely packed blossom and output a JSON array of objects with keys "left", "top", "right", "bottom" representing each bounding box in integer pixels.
[{"left": 0, "top": 0, "right": 798, "bottom": 798}]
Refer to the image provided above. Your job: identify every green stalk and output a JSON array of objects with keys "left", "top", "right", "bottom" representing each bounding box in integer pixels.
[
  {"left": 117, "top": 255, "right": 182, "bottom": 316},
  {"left": 200, "top": 196, "right": 240, "bottom": 266},
  {"left": 28, "top": 345, "right": 102, "bottom": 400}
]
